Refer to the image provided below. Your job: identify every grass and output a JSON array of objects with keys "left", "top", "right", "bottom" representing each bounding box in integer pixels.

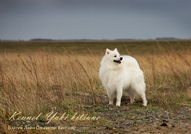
[
  {"left": 0, "top": 40, "right": 191, "bottom": 54},
  {"left": 0, "top": 40, "right": 191, "bottom": 133}
]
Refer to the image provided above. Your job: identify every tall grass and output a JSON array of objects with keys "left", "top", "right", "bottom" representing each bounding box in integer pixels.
[
  {"left": 0, "top": 42, "right": 191, "bottom": 121},
  {"left": 0, "top": 51, "right": 102, "bottom": 119}
]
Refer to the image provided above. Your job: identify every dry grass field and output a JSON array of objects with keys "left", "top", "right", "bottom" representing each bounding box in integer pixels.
[{"left": 0, "top": 41, "right": 191, "bottom": 133}]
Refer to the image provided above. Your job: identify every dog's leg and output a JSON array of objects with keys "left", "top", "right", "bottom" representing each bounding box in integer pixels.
[
  {"left": 141, "top": 93, "right": 147, "bottom": 106},
  {"left": 107, "top": 89, "right": 115, "bottom": 105},
  {"left": 116, "top": 88, "right": 123, "bottom": 106},
  {"left": 109, "top": 97, "right": 114, "bottom": 105},
  {"left": 108, "top": 94, "right": 115, "bottom": 105},
  {"left": 130, "top": 95, "right": 135, "bottom": 104}
]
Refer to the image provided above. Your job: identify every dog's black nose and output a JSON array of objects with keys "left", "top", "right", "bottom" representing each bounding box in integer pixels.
[{"left": 120, "top": 57, "right": 123, "bottom": 60}]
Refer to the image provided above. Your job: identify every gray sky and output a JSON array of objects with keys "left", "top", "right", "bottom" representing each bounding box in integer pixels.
[{"left": 0, "top": 0, "right": 190, "bottom": 40}]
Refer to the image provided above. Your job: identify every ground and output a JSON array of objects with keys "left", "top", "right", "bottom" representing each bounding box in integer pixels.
[
  {"left": 5, "top": 96, "right": 191, "bottom": 134},
  {"left": 69, "top": 97, "right": 191, "bottom": 133}
]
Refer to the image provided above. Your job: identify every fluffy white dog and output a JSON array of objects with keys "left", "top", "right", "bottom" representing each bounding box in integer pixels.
[{"left": 99, "top": 48, "right": 147, "bottom": 106}]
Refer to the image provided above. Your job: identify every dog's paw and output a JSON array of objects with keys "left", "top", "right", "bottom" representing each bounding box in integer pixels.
[
  {"left": 143, "top": 103, "right": 147, "bottom": 107},
  {"left": 130, "top": 100, "right": 135, "bottom": 104}
]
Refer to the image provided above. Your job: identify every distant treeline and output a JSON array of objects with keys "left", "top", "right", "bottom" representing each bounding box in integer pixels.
[
  {"left": 30, "top": 38, "right": 53, "bottom": 41},
  {"left": 27, "top": 37, "right": 190, "bottom": 42},
  {"left": 1, "top": 37, "right": 190, "bottom": 42}
]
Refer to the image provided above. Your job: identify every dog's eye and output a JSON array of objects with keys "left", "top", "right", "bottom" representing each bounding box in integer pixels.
[{"left": 114, "top": 55, "right": 117, "bottom": 57}]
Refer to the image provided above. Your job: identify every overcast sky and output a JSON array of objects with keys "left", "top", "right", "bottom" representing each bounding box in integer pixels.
[{"left": 0, "top": 0, "right": 190, "bottom": 40}]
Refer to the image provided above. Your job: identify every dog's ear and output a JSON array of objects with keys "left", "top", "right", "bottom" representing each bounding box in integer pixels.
[
  {"left": 106, "top": 48, "right": 110, "bottom": 55},
  {"left": 114, "top": 48, "right": 118, "bottom": 52}
]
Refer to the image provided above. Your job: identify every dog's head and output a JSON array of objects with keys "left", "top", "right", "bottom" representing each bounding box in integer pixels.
[{"left": 105, "top": 48, "right": 123, "bottom": 64}]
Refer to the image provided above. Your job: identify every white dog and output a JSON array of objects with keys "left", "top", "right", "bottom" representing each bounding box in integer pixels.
[{"left": 99, "top": 48, "right": 147, "bottom": 106}]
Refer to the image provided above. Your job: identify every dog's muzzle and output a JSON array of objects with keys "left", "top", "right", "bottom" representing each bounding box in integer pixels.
[{"left": 114, "top": 57, "right": 123, "bottom": 64}]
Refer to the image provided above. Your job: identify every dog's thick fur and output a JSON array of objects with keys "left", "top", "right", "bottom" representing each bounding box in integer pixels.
[{"left": 99, "top": 48, "right": 147, "bottom": 106}]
